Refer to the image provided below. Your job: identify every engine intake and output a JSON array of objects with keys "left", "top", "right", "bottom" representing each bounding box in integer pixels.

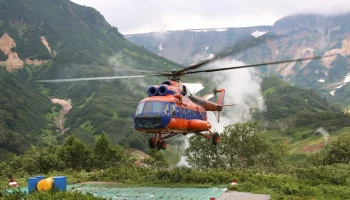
[
  {"left": 147, "top": 86, "right": 158, "bottom": 96},
  {"left": 158, "top": 85, "right": 168, "bottom": 96},
  {"left": 161, "top": 80, "right": 172, "bottom": 86}
]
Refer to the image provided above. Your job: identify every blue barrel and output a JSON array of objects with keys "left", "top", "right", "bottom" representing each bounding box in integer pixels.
[
  {"left": 53, "top": 176, "right": 67, "bottom": 191},
  {"left": 34, "top": 176, "right": 44, "bottom": 180},
  {"left": 28, "top": 177, "right": 40, "bottom": 193}
]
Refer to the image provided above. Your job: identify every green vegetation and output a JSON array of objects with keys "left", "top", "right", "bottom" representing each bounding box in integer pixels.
[
  {"left": 185, "top": 122, "right": 285, "bottom": 169},
  {"left": 1, "top": 123, "right": 350, "bottom": 199},
  {"left": 0, "top": 189, "right": 106, "bottom": 200},
  {"left": 258, "top": 76, "right": 349, "bottom": 131},
  {"left": 256, "top": 77, "right": 350, "bottom": 164},
  {"left": 0, "top": 49, "right": 7, "bottom": 61},
  {"left": 0, "top": 68, "right": 52, "bottom": 157}
]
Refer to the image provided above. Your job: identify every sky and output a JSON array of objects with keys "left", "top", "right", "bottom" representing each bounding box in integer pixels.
[{"left": 71, "top": 0, "right": 350, "bottom": 34}]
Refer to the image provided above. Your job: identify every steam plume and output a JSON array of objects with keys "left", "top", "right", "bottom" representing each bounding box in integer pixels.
[
  {"left": 316, "top": 127, "right": 329, "bottom": 145},
  {"left": 206, "top": 58, "right": 265, "bottom": 133}
]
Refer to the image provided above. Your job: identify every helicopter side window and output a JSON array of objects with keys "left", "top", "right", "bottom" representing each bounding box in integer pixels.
[
  {"left": 170, "top": 103, "right": 176, "bottom": 116},
  {"left": 135, "top": 102, "right": 145, "bottom": 115},
  {"left": 176, "top": 107, "right": 181, "bottom": 117},
  {"left": 164, "top": 103, "right": 170, "bottom": 115},
  {"left": 188, "top": 109, "right": 192, "bottom": 119},
  {"left": 181, "top": 107, "right": 187, "bottom": 118}
]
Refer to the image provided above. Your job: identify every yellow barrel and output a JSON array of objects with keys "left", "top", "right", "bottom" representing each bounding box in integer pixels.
[{"left": 36, "top": 177, "right": 53, "bottom": 192}]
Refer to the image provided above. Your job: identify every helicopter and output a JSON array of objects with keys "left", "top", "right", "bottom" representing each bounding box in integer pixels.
[{"left": 39, "top": 37, "right": 335, "bottom": 151}]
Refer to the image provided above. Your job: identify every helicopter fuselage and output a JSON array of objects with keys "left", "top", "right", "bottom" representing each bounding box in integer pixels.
[
  {"left": 133, "top": 95, "right": 211, "bottom": 134},
  {"left": 133, "top": 80, "right": 224, "bottom": 135}
]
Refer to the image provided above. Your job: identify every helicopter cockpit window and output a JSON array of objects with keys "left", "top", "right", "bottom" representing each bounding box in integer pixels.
[
  {"left": 135, "top": 102, "right": 145, "bottom": 115},
  {"left": 151, "top": 102, "right": 165, "bottom": 113},
  {"left": 143, "top": 101, "right": 153, "bottom": 113},
  {"left": 141, "top": 101, "right": 169, "bottom": 115}
]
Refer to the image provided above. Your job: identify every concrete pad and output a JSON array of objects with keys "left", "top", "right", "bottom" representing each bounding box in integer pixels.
[{"left": 218, "top": 191, "right": 270, "bottom": 200}]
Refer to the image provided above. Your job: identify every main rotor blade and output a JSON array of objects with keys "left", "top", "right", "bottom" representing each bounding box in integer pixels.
[
  {"left": 37, "top": 74, "right": 166, "bottom": 83},
  {"left": 187, "top": 54, "right": 337, "bottom": 74},
  {"left": 113, "top": 69, "right": 160, "bottom": 73},
  {"left": 174, "top": 35, "right": 278, "bottom": 76}
]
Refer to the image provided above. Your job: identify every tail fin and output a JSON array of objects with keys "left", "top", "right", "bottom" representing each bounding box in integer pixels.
[
  {"left": 215, "top": 89, "right": 225, "bottom": 123},
  {"left": 216, "top": 89, "right": 225, "bottom": 107}
]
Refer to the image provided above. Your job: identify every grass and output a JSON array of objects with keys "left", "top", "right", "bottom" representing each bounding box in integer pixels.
[
  {"left": 264, "top": 126, "right": 350, "bottom": 165},
  {"left": 263, "top": 86, "right": 275, "bottom": 96},
  {"left": 79, "top": 92, "right": 95, "bottom": 109},
  {"left": 38, "top": 84, "right": 51, "bottom": 96},
  {"left": 80, "top": 121, "right": 95, "bottom": 133}
]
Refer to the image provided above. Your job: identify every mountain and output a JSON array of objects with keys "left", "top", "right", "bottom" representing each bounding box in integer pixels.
[
  {"left": 125, "top": 26, "right": 271, "bottom": 65},
  {"left": 259, "top": 76, "right": 348, "bottom": 129},
  {"left": 259, "top": 76, "right": 350, "bottom": 165},
  {"left": 126, "top": 14, "right": 350, "bottom": 106},
  {"left": 0, "top": 68, "right": 52, "bottom": 158},
  {"left": 0, "top": 0, "right": 181, "bottom": 151}
]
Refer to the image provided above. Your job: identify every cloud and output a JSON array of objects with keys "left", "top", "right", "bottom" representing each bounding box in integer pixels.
[{"left": 72, "top": 0, "right": 350, "bottom": 34}]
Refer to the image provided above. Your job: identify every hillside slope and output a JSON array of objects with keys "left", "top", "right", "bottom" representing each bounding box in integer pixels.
[
  {"left": 0, "top": 68, "right": 52, "bottom": 158},
  {"left": 259, "top": 76, "right": 349, "bottom": 130},
  {"left": 0, "top": 0, "right": 181, "bottom": 150},
  {"left": 259, "top": 76, "right": 350, "bottom": 165}
]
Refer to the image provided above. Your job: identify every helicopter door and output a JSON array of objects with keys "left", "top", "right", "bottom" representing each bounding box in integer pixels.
[{"left": 180, "top": 107, "right": 189, "bottom": 130}]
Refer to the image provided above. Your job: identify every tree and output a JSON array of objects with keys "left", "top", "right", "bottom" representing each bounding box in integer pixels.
[
  {"left": 93, "top": 132, "right": 121, "bottom": 168},
  {"left": 58, "top": 136, "right": 92, "bottom": 170},
  {"left": 324, "top": 135, "right": 350, "bottom": 165},
  {"left": 185, "top": 122, "right": 285, "bottom": 169}
]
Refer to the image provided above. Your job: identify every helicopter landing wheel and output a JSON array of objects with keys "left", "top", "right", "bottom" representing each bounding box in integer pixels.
[
  {"left": 161, "top": 140, "right": 167, "bottom": 150},
  {"left": 148, "top": 137, "right": 156, "bottom": 149},
  {"left": 156, "top": 141, "right": 162, "bottom": 150},
  {"left": 212, "top": 133, "right": 220, "bottom": 145},
  {"left": 156, "top": 140, "right": 167, "bottom": 150}
]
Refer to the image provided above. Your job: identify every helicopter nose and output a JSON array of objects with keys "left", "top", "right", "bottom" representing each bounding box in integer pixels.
[{"left": 134, "top": 114, "right": 170, "bottom": 129}]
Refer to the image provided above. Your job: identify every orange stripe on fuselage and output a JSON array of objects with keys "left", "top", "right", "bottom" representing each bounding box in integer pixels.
[{"left": 137, "top": 118, "right": 210, "bottom": 134}]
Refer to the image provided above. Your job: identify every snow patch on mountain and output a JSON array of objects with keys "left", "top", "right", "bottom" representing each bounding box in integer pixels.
[
  {"left": 325, "top": 73, "right": 350, "bottom": 90},
  {"left": 189, "top": 28, "right": 227, "bottom": 32},
  {"left": 251, "top": 30, "right": 267, "bottom": 38},
  {"left": 205, "top": 54, "right": 214, "bottom": 60}
]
